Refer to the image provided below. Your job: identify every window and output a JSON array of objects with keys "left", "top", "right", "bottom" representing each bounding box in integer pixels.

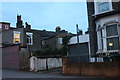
[
  {"left": 98, "top": 2, "right": 109, "bottom": 12},
  {"left": 13, "top": 31, "right": 21, "bottom": 44},
  {"left": 106, "top": 24, "right": 118, "bottom": 36},
  {"left": 106, "top": 24, "right": 119, "bottom": 50},
  {"left": 94, "top": 0, "right": 112, "bottom": 14},
  {"left": 107, "top": 37, "right": 119, "bottom": 50},
  {"left": 41, "top": 40, "right": 45, "bottom": 45},
  {"left": 58, "top": 38, "right": 62, "bottom": 44},
  {"left": 26, "top": 32, "right": 33, "bottom": 45},
  {"left": 5, "top": 25, "right": 9, "bottom": 30}
]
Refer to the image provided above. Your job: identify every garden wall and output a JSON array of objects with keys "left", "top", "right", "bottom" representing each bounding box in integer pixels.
[{"left": 62, "top": 57, "right": 120, "bottom": 77}]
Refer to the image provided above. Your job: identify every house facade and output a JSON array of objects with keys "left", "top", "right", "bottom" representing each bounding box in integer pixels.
[
  {"left": 0, "top": 15, "right": 57, "bottom": 52},
  {"left": 87, "top": 0, "right": 120, "bottom": 61}
]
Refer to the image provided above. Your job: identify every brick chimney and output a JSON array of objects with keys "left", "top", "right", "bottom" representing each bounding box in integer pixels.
[
  {"left": 55, "top": 26, "right": 61, "bottom": 32},
  {"left": 25, "top": 22, "right": 31, "bottom": 31},
  {"left": 16, "top": 14, "right": 24, "bottom": 28}
]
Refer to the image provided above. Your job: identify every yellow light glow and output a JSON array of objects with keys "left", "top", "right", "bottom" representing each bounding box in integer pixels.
[{"left": 109, "top": 43, "right": 113, "bottom": 46}]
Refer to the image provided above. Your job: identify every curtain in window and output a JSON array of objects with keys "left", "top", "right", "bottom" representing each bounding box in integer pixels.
[{"left": 106, "top": 24, "right": 118, "bottom": 37}]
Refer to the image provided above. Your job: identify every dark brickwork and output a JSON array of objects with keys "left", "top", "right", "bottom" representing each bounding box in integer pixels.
[
  {"left": 2, "top": 45, "right": 20, "bottom": 69},
  {"left": 87, "top": 2, "right": 97, "bottom": 56}
]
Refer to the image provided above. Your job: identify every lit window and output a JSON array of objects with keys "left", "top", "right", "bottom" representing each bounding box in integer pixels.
[
  {"left": 106, "top": 24, "right": 120, "bottom": 50},
  {"left": 58, "top": 38, "right": 62, "bottom": 44},
  {"left": 26, "top": 32, "right": 33, "bottom": 45},
  {"left": 13, "top": 31, "right": 21, "bottom": 44}
]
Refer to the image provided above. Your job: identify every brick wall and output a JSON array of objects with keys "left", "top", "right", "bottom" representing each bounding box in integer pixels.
[{"left": 62, "top": 57, "right": 120, "bottom": 77}]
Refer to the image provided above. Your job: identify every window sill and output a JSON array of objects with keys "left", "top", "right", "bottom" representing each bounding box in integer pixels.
[
  {"left": 92, "top": 9, "right": 114, "bottom": 17},
  {"left": 97, "top": 50, "right": 120, "bottom": 54}
]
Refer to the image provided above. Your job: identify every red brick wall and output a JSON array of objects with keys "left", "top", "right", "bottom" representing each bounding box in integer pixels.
[
  {"left": 2, "top": 45, "right": 20, "bottom": 69},
  {"left": 62, "top": 57, "right": 120, "bottom": 77}
]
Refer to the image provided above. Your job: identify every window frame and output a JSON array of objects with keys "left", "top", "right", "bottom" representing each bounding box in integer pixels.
[
  {"left": 105, "top": 23, "right": 120, "bottom": 50},
  {"left": 26, "top": 32, "right": 33, "bottom": 45},
  {"left": 94, "top": 0, "right": 113, "bottom": 15},
  {"left": 13, "top": 31, "right": 21, "bottom": 44},
  {"left": 5, "top": 25, "right": 9, "bottom": 30}
]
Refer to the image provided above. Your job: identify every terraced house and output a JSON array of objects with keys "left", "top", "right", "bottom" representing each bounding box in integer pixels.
[
  {"left": 87, "top": 0, "right": 120, "bottom": 62},
  {"left": 0, "top": 15, "right": 70, "bottom": 69}
]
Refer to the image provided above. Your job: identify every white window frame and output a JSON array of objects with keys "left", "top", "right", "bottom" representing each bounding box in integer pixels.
[
  {"left": 94, "top": 0, "right": 113, "bottom": 15},
  {"left": 105, "top": 23, "right": 119, "bottom": 51},
  {"left": 5, "top": 25, "right": 9, "bottom": 30},
  {"left": 13, "top": 31, "right": 21, "bottom": 44},
  {"left": 26, "top": 32, "right": 33, "bottom": 45}
]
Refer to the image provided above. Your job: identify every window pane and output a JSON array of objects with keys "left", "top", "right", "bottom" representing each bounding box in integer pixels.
[
  {"left": 14, "top": 39, "right": 20, "bottom": 44},
  {"left": 106, "top": 24, "right": 118, "bottom": 37},
  {"left": 14, "top": 34, "right": 20, "bottom": 38},
  {"left": 13, "top": 31, "right": 20, "bottom": 44},
  {"left": 107, "top": 37, "right": 120, "bottom": 50},
  {"left": 98, "top": 2, "right": 109, "bottom": 12}
]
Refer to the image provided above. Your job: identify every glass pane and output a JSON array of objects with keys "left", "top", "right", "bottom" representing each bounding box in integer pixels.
[
  {"left": 14, "top": 34, "right": 20, "bottom": 38},
  {"left": 27, "top": 38, "right": 29, "bottom": 43},
  {"left": 14, "top": 39, "right": 20, "bottom": 44},
  {"left": 106, "top": 24, "right": 118, "bottom": 37},
  {"left": 107, "top": 37, "right": 120, "bottom": 50},
  {"left": 98, "top": 2, "right": 109, "bottom": 12}
]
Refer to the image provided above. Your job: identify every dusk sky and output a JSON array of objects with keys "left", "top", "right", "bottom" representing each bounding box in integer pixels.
[{"left": 1, "top": 2, "right": 88, "bottom": 34}]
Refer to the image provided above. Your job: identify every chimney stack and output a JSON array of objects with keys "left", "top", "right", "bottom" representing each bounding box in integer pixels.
[
  {"left": 25, "top": 22, "right": 31, "bottom": 31},
  {"left": 16, "top": 14, "right": 24, "bottom": 28},
  {"left": 56, "top": 26, "right": 61, "bottom": 32}
]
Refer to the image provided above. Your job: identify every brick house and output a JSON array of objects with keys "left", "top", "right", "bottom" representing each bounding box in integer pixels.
[
  {"left": 0, "top": 15, "right": 57, "bottom": 52},
  {"left": 87, "top": 0, "right": 120, "bottom": 62},
  {"left": 41, "top": 26, "right": 71, "bottom": 50},
  {"left": 0, "top": 15, "right": 71, "bottom": 69}
]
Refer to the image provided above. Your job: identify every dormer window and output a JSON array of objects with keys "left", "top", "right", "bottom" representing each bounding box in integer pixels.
[{"left": 94, "top": 0, "right": 112, "bottom": 14}]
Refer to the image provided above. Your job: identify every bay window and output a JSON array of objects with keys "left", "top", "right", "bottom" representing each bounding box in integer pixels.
[{"left": 106, "top": 24, "right": 120, "bottom": 50}]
